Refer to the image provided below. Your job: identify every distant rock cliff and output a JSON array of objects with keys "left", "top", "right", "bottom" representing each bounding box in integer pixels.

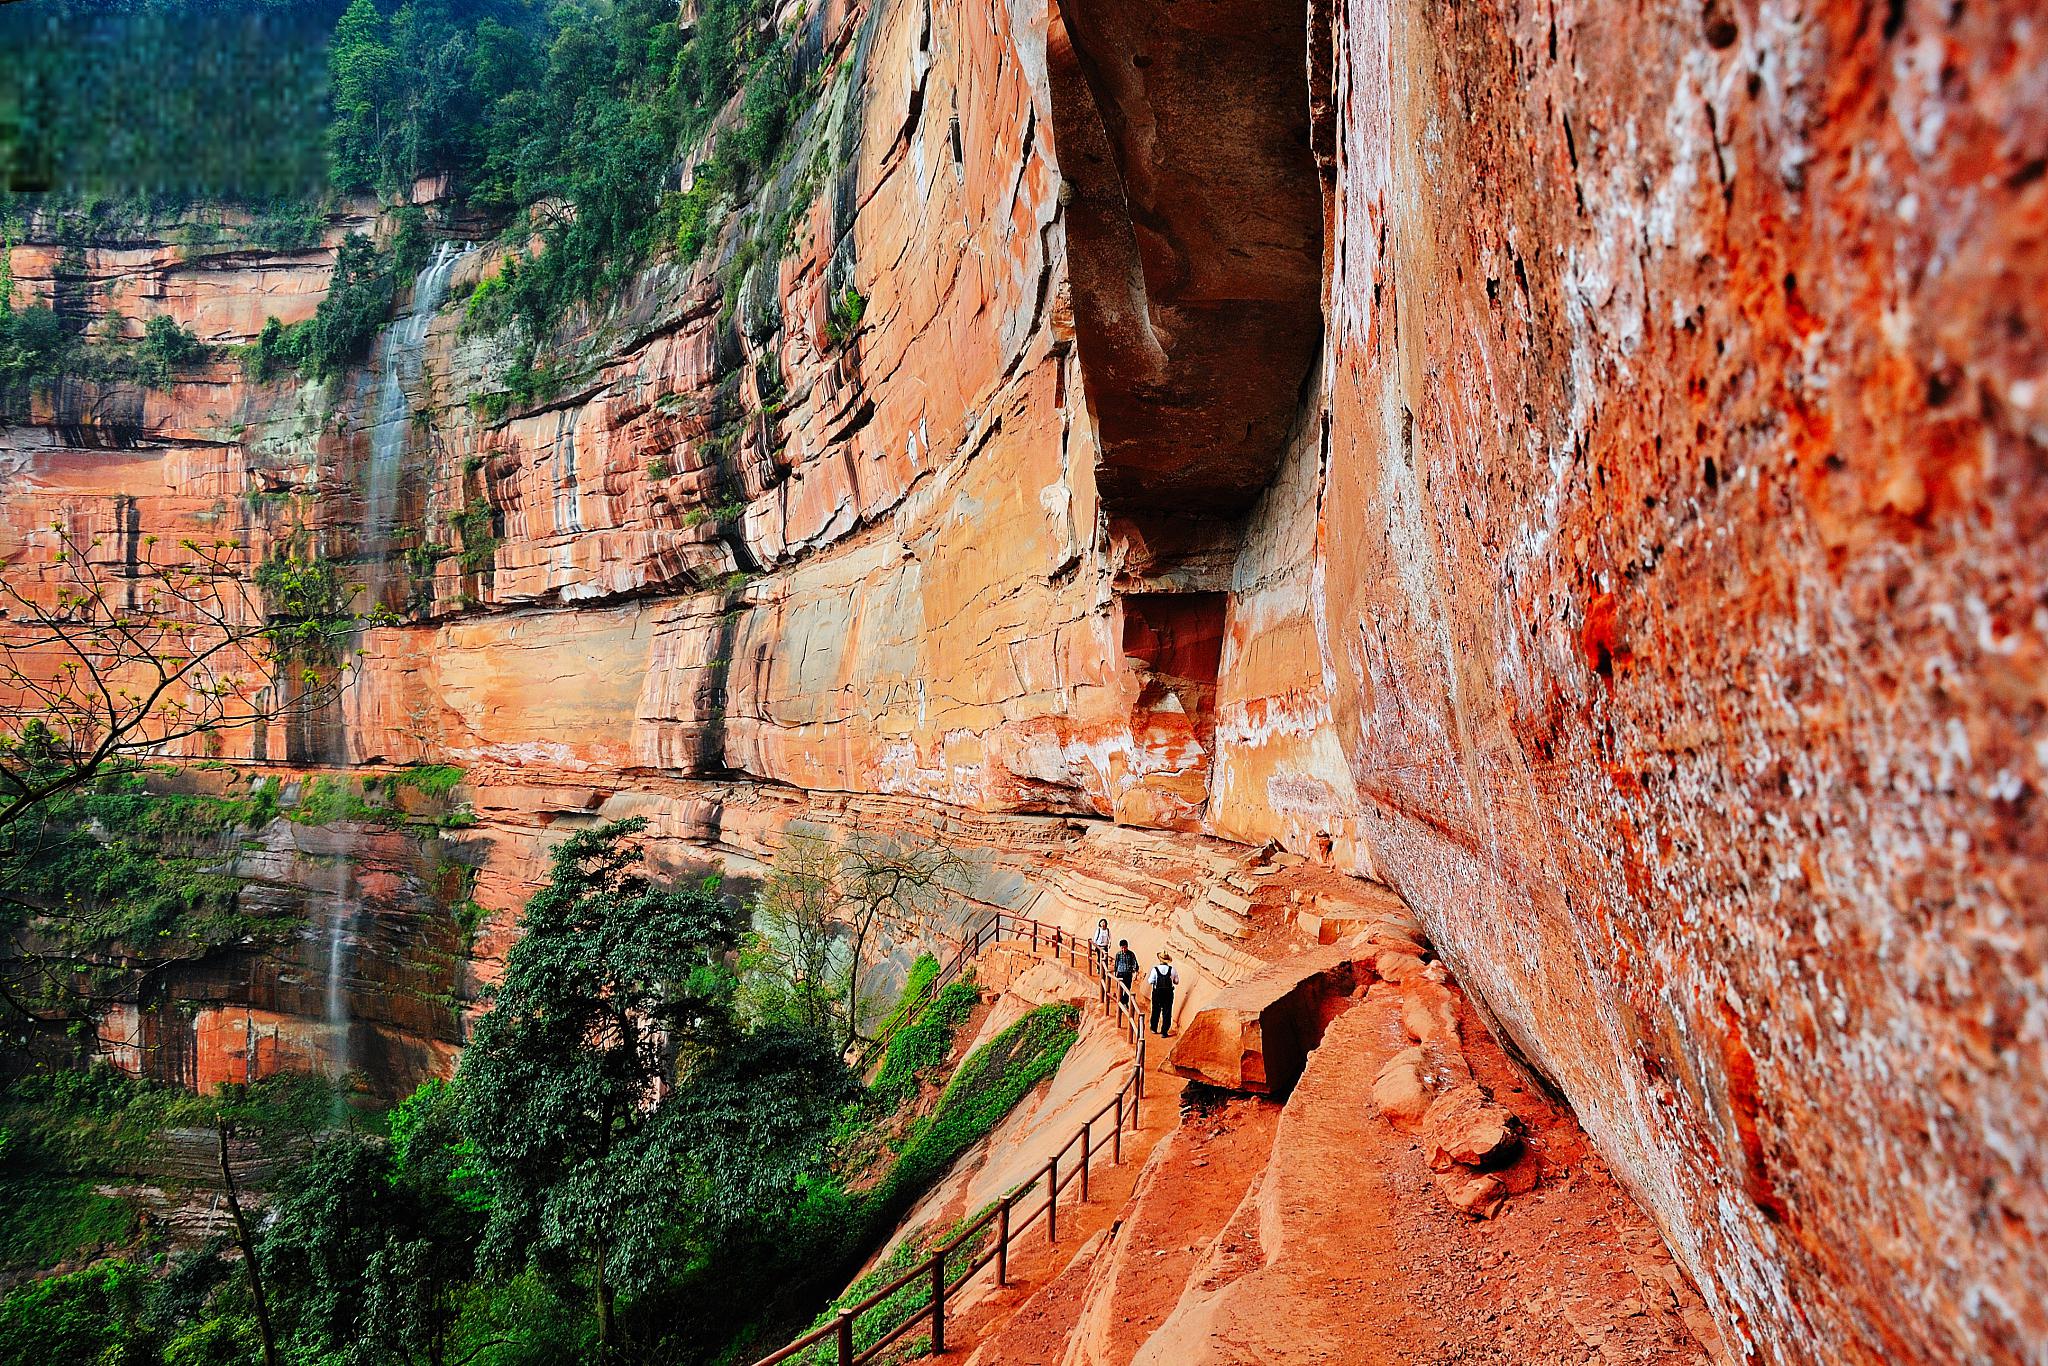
[{"left": 2, "top": 0, "right": 2042, "bottom": 1359}]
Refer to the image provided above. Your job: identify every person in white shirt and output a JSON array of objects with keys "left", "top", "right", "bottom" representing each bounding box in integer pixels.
[
  {"left": 1145, "top": 951, "right": 1181, "bottom": 1036},
  {"left": 1092, "top": 918, "right": 1111, "bottom": 968}
]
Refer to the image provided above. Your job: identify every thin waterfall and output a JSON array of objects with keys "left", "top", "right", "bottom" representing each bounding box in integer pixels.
[
  {"left": 323, "top": 238, "right": 471, "bottom": 1104},
  {"left": 362, "top": 239, "right": 469, "bottom": 604}
]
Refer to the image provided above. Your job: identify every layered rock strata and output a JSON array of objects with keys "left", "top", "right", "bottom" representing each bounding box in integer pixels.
[{"left": 1, "top": 0, "right": 2041, "bottom": 1357}]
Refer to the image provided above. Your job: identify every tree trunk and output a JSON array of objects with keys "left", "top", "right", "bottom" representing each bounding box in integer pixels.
[
  {"left": 595, "top": 1255, "right": 616, "bottom": 1360},
  {"left": 217, "top": 1121, "right": 281, "bottom": 1366},
  {"left": 843, "top": 911, "right": 876, "bottom": 1053}
]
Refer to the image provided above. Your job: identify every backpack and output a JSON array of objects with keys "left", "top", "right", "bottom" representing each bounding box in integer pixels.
[{"left": 1148, "top": 964, "right": 1175, "bottom": 991}]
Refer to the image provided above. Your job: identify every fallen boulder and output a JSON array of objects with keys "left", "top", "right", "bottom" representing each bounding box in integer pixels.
[
  {"left": 1166, "top": 944, "right": 1358, "bottom": 1094},
  {"left": 1436, "top": 1171, "right": 1509, "bottom": 1219},
  {"left": 1370, "top": 1046, "right": 1433, "bottom": 1128},
  {"left": 1421, "top": 1083, "right": 1521, "bottom": 1170},
  {"left": 1399, "top": 980, "right": 1461, "bottom": 1046}
]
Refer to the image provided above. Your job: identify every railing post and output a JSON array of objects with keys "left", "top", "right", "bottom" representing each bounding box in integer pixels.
[
  {"left": 1114, "top": 1092, "right": 1123, "bottom": 1164},
  {"left": 1047, "top": 1155, "right": 1058, "bottom": 1244},
  {"left": 931, "top": 1248, "right": 947, "bottom": 1354},
  {"left": 1032, "top": 920, "right": 1038, "bottom": 953},
  {"left": 836, "top": 1310, "right": 854, "bottom": 1366},
  {"left": 1080, "top": 1121, "right": 1091, "bottom": 1202},
  {"left": 1136, "top": 1034, "right": 1146, "bottom": 1101},
  {"left": 997, "top": 1196, "right": 1011, "bottom": 1286}
]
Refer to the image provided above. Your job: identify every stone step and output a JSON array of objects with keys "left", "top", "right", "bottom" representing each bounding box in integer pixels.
[
  {"left": 1192, "top": 898, "right": 1255, "bottom": 941},
  {"left": 1206, "top": 885, "right": 1255, "bottom": 916},
  {"left": 1169, "top": 906, "right": 1264, "bottom": 985}
]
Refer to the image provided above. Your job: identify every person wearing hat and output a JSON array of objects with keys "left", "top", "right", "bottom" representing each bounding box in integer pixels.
[{"left": 1145, "top": 951, "right": 1180, "bottom": 1036}]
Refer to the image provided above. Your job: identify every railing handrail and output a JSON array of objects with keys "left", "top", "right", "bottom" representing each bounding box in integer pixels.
[{"left": 755, "top": 910, "right": 1150, "bottom": 1366}]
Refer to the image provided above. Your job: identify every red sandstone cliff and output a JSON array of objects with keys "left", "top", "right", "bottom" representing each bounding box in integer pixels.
[{"left": 2, "top": 0, "right": 2042, "bottom": 1359}]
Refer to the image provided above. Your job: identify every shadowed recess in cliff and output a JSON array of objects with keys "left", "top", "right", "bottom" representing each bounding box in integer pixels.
[{"left": 1045, "top": 0, "right": 1323, "bottom": 548}]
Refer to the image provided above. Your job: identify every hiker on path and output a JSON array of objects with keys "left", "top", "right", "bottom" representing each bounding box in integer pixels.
[
  {"left": 1092, "top": 918, "right": 1111, "bottom": 969},
  {"left": 1113, "top": 939, "right": 1138, "bottom": 1009},
  {"left": 1146, "top": 951, "right": 1180, "bottom": 1037}
]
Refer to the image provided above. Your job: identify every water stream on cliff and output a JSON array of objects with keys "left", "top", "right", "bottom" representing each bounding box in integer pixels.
[
  {"left": 364, "top": 239, "right": 468, "bottom": 594},
  {"left": 321, "top": 239, "right": 471, "bottom": 1099}
]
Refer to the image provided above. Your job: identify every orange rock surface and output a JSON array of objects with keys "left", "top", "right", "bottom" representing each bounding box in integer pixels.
[{"left": 2, "top": 0, "right": 2042, "bottom": 1357}]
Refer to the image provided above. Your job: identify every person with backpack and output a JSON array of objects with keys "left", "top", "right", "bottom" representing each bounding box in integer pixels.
[
  {"left": 1145, "top": 951, "right": 1180, "bottom": 1036},
  {"left": 1112, "top": 939, "right": 1139, "bottom": 1010},
  {"left": 1092, "top": 917, "right": 1111, "bottom": 969}
]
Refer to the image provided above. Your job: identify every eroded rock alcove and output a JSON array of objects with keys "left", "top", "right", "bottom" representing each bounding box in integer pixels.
[{"left": 2, "top": 0, "right": 2041, "bottom": 1358}]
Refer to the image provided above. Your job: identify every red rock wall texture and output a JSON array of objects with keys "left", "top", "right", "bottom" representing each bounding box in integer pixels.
[
  {"left": 3, "top": 0, "right": 2043, "bottom": 1358},
  {"left": 1206, "top": 0, "right": 2045, "bottom": 1360}
]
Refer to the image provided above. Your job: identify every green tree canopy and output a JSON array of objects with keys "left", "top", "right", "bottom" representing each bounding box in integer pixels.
[
  {"left": 456, "top": 817, "right": 748, "bottom": 1355},
  {"left": 257, "top": 1121, "right": 482, "bottom": 1366}
]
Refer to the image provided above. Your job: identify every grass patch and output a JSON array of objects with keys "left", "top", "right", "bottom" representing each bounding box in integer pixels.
[
  {"left": 392, "top": 764, "right": 466, "bottom": 800},
  {"left": 744, "top": 999, "right": 1079, "bottom": 1362},
  {"left": 0, "top": 1175, "right": 139, "bottom": 1272},
  {"left": 869, "top": 955, "right": 940, "bottom": 1049},
  {"left": 289, "top": 774, "right": 401, "bottom": 827},
  {"left": 867, "top": 975, "right": 978, "bottom": 1113},
  {"left": 862, "top": 1002, "right": 1079, "bottom": 1237},
  {"left": 288, "top": 773, "right": 474, "bottom": 831}
]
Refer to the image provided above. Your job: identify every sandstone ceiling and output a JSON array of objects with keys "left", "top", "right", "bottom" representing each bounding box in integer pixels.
[{"left": 1, "top": 0, "right": 2042, "bottom": 1359}]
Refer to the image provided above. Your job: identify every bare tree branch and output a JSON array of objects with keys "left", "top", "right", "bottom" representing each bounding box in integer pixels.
[
  {"left": 745, "top": 831, "right": 968, "bottom": 1053},
  {"left": 0, "top": 521, "right": 370, "bottom": 827}
]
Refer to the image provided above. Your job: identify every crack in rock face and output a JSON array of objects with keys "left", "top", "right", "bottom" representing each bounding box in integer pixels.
[{"left": 1, "top": 0, "right": 2042, "bottom": 1358}]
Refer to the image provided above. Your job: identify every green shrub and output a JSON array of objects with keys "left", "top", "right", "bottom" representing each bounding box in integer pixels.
[
  {"left": 863, "top": 1002, "right": 1079, "bottom": 1229},
  {"left": 732, "top": 39, "right": 799, "bottom": 170},
  {"left": 450, "top": 498, "right": 500, "bottom": 573},
  {"left": 244, "top": 314, "right": 311, "bottom": 382},
  {"left": 243, "top": 230, "right": 413, "bottom": 384},
  {"left": 134, "top": 314, "right": 208, "bottom": 389},
  {"left": 462, "top": 255, "right": 521, "bottom": 334},
  {"left": 293, "top": 232, "right": 395, "bottom": 378},
  {"left": 0, "top": 304, "right": 70, "bottom": 394},
  {"left": 0, "top": 1261, "right": 155, "bottom": 1366},
  {"left": 0, "top": 302, "right": 209, "bottom": 398},
  {"left": 824, "top": 286, "right": 865, "bottom": 347},
  {"left": 254, "top": 544, "right": 363, "bottom": 664},
  {"left": 867, "top": 975, "right": 977, "bottom": 1113},
  {"left": 670, "top": 175, "right": 725, "bottom": 265},
  {"left": 0, "top": 1175, "right": 139, "bottom": 1272}
]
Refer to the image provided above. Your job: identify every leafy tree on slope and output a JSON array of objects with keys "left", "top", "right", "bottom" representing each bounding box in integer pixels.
[{"left": 455, "top": 817, "right": 745, "bottom": 1359}]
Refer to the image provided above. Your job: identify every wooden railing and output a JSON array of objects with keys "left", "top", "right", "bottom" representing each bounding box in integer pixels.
[{"left": 755, "top": 912, "right": 1150, "bottom": 1366}]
